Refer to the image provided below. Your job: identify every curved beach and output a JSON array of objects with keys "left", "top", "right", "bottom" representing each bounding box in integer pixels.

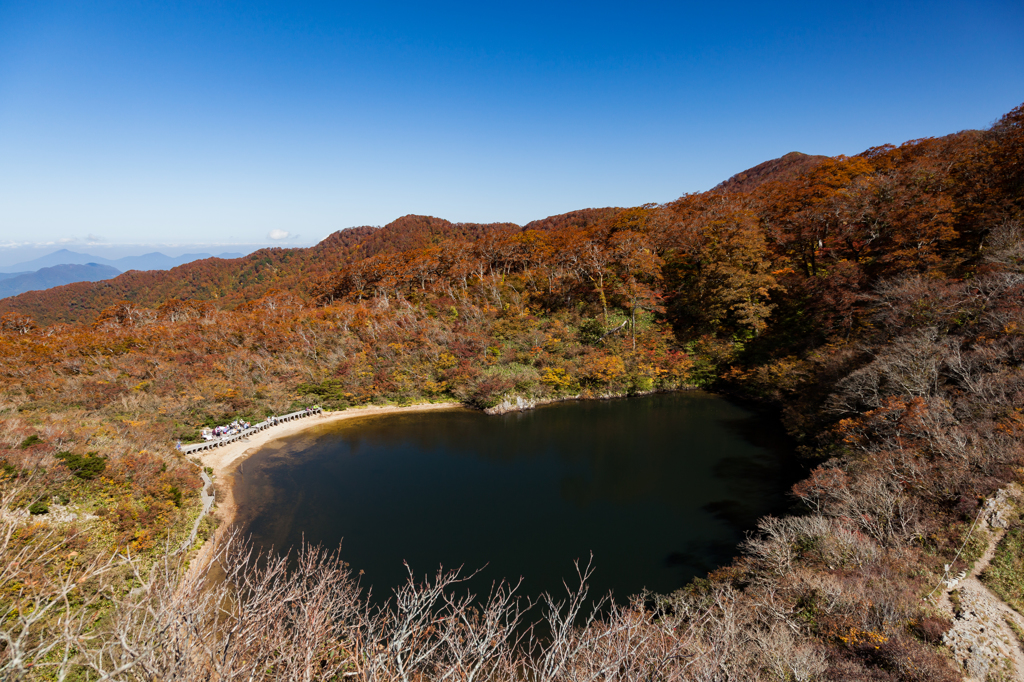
[{"left": 196, "top": 402, "right": 463, "bottom": 531}]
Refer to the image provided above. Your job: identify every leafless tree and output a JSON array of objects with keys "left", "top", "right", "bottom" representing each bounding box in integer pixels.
[
  {"left": 75, "top": 532, "right": 361, "bottom": 681},
  {"left": 523, "top": 558, "right": 691, "bottom": 682},
  {"left": 1, "top": 483, "right": 120, "bottom": 681},
  {"left": 983, "top": 220, "right": 1024, "bottom": 272}
]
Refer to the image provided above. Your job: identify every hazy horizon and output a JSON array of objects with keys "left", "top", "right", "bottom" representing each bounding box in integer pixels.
[{"left": 0, "top": 242, "right": 274, "bottom": 269}]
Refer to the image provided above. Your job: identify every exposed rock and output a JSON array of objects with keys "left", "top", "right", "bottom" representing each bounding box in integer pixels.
[
  {"left": 942, "top": 584, "right": 1016, "bottom": 680},
  {"left": 484, "top": 395, "right": 543, "bottom": 415},
  {"left": 985, "top": 486, "right": 1020, "bottom": 529},
  {"left": 0, "top": 502, "right": 98, "bottom": 525},
  {"left": 483, "top": 388, "right": 688, "bottom": 415},
  {"left": 940, "top": 484, "right": 1024, "bottom": 681}
]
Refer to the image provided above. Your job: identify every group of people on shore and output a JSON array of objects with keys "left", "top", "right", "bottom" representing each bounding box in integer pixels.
[
  {"left": 201, "top": 419, "right": 252, "bottom": 441},
  {"left": 174, "top": 407, "right": 324, "bottom": 451}
]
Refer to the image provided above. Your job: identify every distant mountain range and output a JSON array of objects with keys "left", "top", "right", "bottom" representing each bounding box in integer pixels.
[
  {"left": 0, "top": 250, "right": 246, "bottom": 300},
  {"left": 0, "top": 147, "right": 827, "bottom": 305},
  {"left": 0, "top": 150, "right": 836, "bottom": 317},
  {"left": 0, "top": 249, "right": 244, "bottom": 274},
  {"left": 0, "top": 263, "right": 123, "bottom": 299}
]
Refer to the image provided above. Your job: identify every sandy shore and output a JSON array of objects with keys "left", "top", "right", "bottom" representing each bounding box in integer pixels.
[
  {"left": 182, "top": 402, "right": 464, "bottom": 579},
  {"left": 197, "top": 402, "right": 463, "bottom": 530}
]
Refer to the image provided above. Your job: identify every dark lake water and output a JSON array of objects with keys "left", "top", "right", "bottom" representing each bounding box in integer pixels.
[{"left": 233, "top": 392, "right": 797, "bottom": 603}]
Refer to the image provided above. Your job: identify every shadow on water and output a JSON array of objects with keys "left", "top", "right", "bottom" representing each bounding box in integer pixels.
[{"left": 232, "top": 391, "right": 800, "bottom": 609}]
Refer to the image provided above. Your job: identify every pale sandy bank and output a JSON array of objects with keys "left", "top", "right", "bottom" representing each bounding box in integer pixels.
[{"left": 197, "top": 402, "right": 463, "bottom": 530}]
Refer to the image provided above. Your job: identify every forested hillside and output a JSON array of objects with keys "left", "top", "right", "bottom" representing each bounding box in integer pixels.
[
  {"left": 2, "top": 102, "right": 1023, "bottom": 680},
  {"left": 0, "top": 262, "right": 121, "bottom": 299},
  {"left": 0, "top": 227, "right": 372, "bottom": 325},
  {"left": 0, "top": 217, "right": 536, "bottom": 326},
  {"left": 711, "top": 150, "right": 830, "bottom": 194}
]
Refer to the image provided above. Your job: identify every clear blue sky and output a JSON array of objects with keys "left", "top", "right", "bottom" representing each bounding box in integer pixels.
[{"left": 1, "top": 0, "right": 1022, "bottom": 252}]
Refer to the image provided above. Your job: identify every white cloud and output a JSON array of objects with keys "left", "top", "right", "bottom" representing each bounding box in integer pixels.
[{"left": 268, "top": 229, "right": 290, "bottom": 240}]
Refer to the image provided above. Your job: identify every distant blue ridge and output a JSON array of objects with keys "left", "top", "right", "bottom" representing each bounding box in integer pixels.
[
  {"left": 0, "top": 249, "right": 245, "bottom": 299},
  {"left": 0, "top": 249, "right": 242, "bottom": 274},
  {"left": 0, "top": 263, "right": 122, "bottom": 300}
]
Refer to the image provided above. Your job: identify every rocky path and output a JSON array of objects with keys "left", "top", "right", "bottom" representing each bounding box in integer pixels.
[
  {"left": 175, "top": 468, "right": 214, "bottom": 555},
  {"left": 940, "top": 486, "right": 1024, "bottom": 681}
]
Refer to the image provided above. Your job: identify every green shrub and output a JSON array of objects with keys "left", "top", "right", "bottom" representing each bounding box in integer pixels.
[
  {"left": 630, "top": 375, "right": 655, "bottom": 393},
  {"left": 19, "top": 434, "right": 43, "bottom": 449},
  {"left": 295, "top": 378, "right": 351, "bottom": 409},
  {"left": 577, "top": 318, "right": 604, "bottom": 346},
  {"left": 54, "top": 451, "right": 107, "bottom": 480},
  {"left": 28, "top": 500, "right": 49, "bottom": 515}
]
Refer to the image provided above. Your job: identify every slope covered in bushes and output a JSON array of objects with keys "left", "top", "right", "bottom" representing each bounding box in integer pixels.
[{"left": 1, "top": 102, "right": 1023, "bottom": 680}]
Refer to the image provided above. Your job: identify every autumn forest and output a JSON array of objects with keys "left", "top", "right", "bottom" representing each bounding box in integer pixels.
[{"left": 2, "top": 102, "right": 1024, "bottom": 680}]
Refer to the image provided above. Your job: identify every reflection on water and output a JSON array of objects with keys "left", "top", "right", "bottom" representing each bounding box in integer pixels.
[{"left": 233, "top": 391, "right": 797, "bottom": 602}]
